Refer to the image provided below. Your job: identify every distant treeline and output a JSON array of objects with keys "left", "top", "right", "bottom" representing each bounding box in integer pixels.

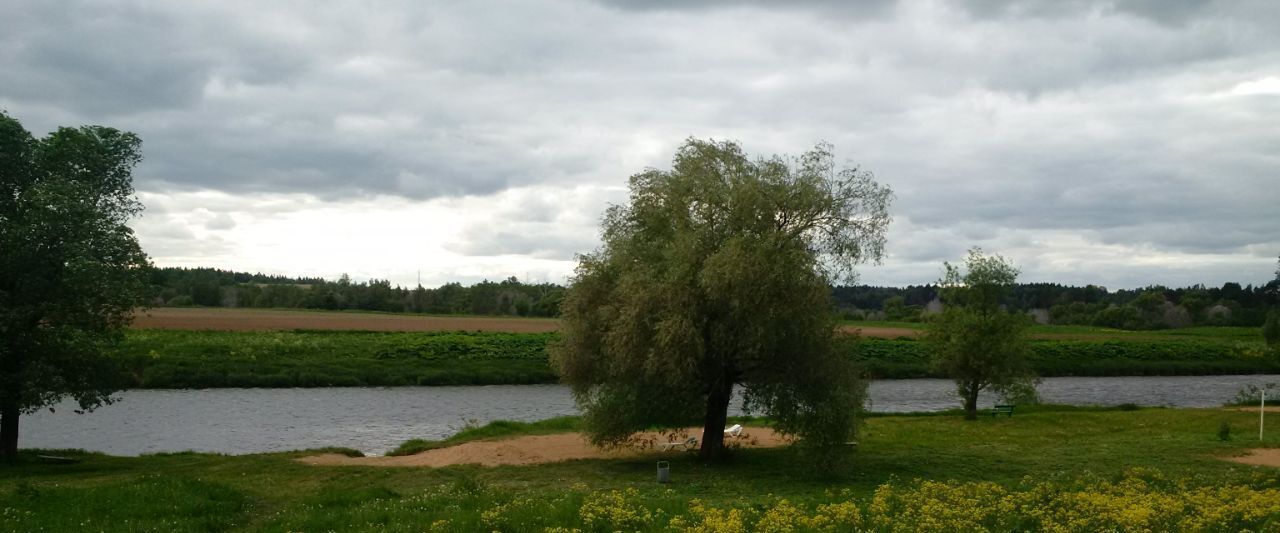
[
  {"left": 150, "top": 268, "right": 564, "bottom": 317},
  {"left": 836, "top": 282, "right": 1278, "bottom": 329},
  {"left": 150, "top": 267, "right": 1278, "bottom": 328}
]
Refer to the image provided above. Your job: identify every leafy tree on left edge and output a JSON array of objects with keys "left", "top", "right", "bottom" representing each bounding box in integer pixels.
[{"left": 0, "top": 112, "right": 152, "bottom": 462}]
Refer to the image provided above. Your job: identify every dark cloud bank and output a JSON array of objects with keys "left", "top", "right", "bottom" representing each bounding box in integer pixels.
[{"left": 2, "top": 0, "right": 1276, "bottom": 287}]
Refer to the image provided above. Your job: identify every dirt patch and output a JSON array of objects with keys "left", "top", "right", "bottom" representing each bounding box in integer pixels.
[
  {"left": 838, "top": 326, "right": 921, "bottom": 338},
  {"left": 298, "top": 427, "right": 789, "bottom": 467},
  {"left": 1235, "top": 406, "right": 1280, "bottom": 413},
  {"left": 131, "top": 308, "right": 560, "bottom": 333},
  {"left": 1221, "top": 448, "right": 1280, "bottom": 468}
]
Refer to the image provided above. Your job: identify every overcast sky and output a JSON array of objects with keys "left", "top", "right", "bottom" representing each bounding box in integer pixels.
[{"left": 3, "top": 0, "right": 1277, "bottom": 289}]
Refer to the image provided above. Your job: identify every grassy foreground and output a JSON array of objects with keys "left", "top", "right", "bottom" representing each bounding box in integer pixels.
[
  {"left": 3, "top": 408, "right": 1279, "bottom": 531},
  {"left": 111, "top": 327, "right": 1277, "bottom": 388}
]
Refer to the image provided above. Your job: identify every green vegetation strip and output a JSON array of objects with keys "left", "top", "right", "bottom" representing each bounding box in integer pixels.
[
  {"left": 112, "top": 330, "right": 557, "bottom": 388},
  {"left": 851, "top": 337, "right": 1280, "bottom": 379},
  {"left": 111, "top": 328, "right": 1277, "bottom": 389},
  {"left": 3, "top": 408, "right": 1279, "bottom": 531}
]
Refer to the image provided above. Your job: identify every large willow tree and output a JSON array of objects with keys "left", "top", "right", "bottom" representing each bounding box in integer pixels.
[{"left": 552, "top": 139, "right": 892, "bottom": 460}]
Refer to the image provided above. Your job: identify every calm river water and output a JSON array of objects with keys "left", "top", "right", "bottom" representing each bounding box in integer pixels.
[{"left": 22, "top": 375, "right": 1277, "bottom": 456}]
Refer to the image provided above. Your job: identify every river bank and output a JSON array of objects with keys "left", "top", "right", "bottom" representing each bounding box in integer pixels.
[
  {"left": 110, "top": 328, "right": 1279, "bottom": 389},
  {"left": 22, "top": 376, "right": 1278, "bottom": 456},
  {"left": 4, "top": 407, "right": 1279, "bottom": 531}
]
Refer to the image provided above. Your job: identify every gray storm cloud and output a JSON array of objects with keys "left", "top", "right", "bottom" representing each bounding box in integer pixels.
[{"left": 2, "top": 0, "right": 1276, "bottom": 288}]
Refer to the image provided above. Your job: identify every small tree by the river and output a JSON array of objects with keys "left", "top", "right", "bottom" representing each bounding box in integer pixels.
[{"left": 925, "top": 248, "right": 1035, "bottom": 420}]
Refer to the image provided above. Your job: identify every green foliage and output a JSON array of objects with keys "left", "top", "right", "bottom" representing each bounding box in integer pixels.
[
  {"left": 149, "top": 268, "right": 568, "bottom": 317},
  {"left": 553, "top": 138, "right": 891, "bottom": 459},
  {"left": 1262, "top": 309, "right": 1280, "bottom": 347},
  {"left": 1092, "top": 304, "right": 1145, "bottom": 329},
  {"left": 1217, "top": 420, "right": 1232, "bottom": 441},
  {"left": 926, "top": 249, "right": 1035, "bottom": 419},
  {"left": 881, "top": 295, "right": 922, "bottom": 321},
  {"left": 0, "top": 112, "right": 152, "bottom": 460}
]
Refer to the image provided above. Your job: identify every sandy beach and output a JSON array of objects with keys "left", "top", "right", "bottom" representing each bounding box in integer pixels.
[{"left": 299, "top": 427, "right": 789, "bottom": 467}]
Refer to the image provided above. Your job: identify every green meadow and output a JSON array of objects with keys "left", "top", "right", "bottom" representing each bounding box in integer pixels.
[{"left": 3, "top": 407, "right": 1278, "bottom": 531}]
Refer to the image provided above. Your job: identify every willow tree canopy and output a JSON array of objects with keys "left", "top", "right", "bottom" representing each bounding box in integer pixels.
[{"left": 552, "top": 138, "right": 892, "bottom": 460}]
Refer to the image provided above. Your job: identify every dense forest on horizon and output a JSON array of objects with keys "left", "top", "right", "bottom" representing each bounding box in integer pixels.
[{"left": 149, "top": 266, "right": 1279, "bottom": 329}]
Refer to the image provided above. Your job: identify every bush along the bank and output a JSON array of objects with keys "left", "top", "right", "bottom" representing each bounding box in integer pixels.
[{"left": 842, "top": 337, "right": 1280, "bottom": 379}]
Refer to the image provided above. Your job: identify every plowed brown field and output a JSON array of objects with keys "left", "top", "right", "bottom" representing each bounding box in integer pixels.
[
  {"left": 131, "top": 307, "right": 560, "bottom": 333},
  {"left": 131, "top": 307, "right": 921, "bottom": 337}
]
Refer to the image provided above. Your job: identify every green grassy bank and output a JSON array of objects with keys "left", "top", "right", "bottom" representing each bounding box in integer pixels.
[
  {"left": 849, "top": 337, "right": 1279, "bottom": 378},
  {"left": 111, "top": 328, "right": 1278, "bottom": 389},
  {"left": 3, "top": 408, "right": 1278, "bottom": 531},
  {"left": 113, "top": 330, "right": 558, "bottom": 388}
]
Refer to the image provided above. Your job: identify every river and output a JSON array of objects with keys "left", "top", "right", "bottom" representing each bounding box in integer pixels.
[{"left": 21, "top": 375, "right": 1277, "bottom": 456}]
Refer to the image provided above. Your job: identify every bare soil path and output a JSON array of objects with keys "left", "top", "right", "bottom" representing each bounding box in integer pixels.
[
  {"left": 1221, "top": 448, "right": 1280, "bottom": 468},
  {"left": 298, "top": 427, "right": 788, "bottom": 468}
]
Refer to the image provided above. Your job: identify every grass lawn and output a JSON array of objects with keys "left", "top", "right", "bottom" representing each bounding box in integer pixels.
[{"left": 3, "top": 407, "right": 1278, "bottom": 531}]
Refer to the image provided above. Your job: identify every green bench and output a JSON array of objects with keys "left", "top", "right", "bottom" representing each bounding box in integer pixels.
[{"left": 991, "top": 404, "right": 1015, "bottom": 417}]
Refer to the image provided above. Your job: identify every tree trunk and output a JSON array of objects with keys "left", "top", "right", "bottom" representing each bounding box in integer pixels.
[
  {"left": 0, "top": 401, "right": 18, "bottom": 463},
  {"left": 698, "top": 375, "right": 734, "bottom": 461},
  {"left": 963, "top": 382, "right": 980, "bottom": 421}
]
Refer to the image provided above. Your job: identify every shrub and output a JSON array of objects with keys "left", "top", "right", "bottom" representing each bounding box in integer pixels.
[{"left": 1264, "top": 309, "right": 1280, "bottom": 347}]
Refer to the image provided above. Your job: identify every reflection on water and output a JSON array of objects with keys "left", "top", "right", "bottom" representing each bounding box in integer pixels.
[{"left": 22, "top": 375, "right": 1277, "bottom": 456}]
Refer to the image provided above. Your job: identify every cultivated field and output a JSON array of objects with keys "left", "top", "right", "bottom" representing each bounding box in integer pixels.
[
  {"left": 131, "top": 307, "right": 561, "bottom": 333},
  {"left": 131, "top": 308, "right": 1265, "bottom": 343},
  {"left": 131, "top": 307, "right": 921, "bottom": 338}
]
